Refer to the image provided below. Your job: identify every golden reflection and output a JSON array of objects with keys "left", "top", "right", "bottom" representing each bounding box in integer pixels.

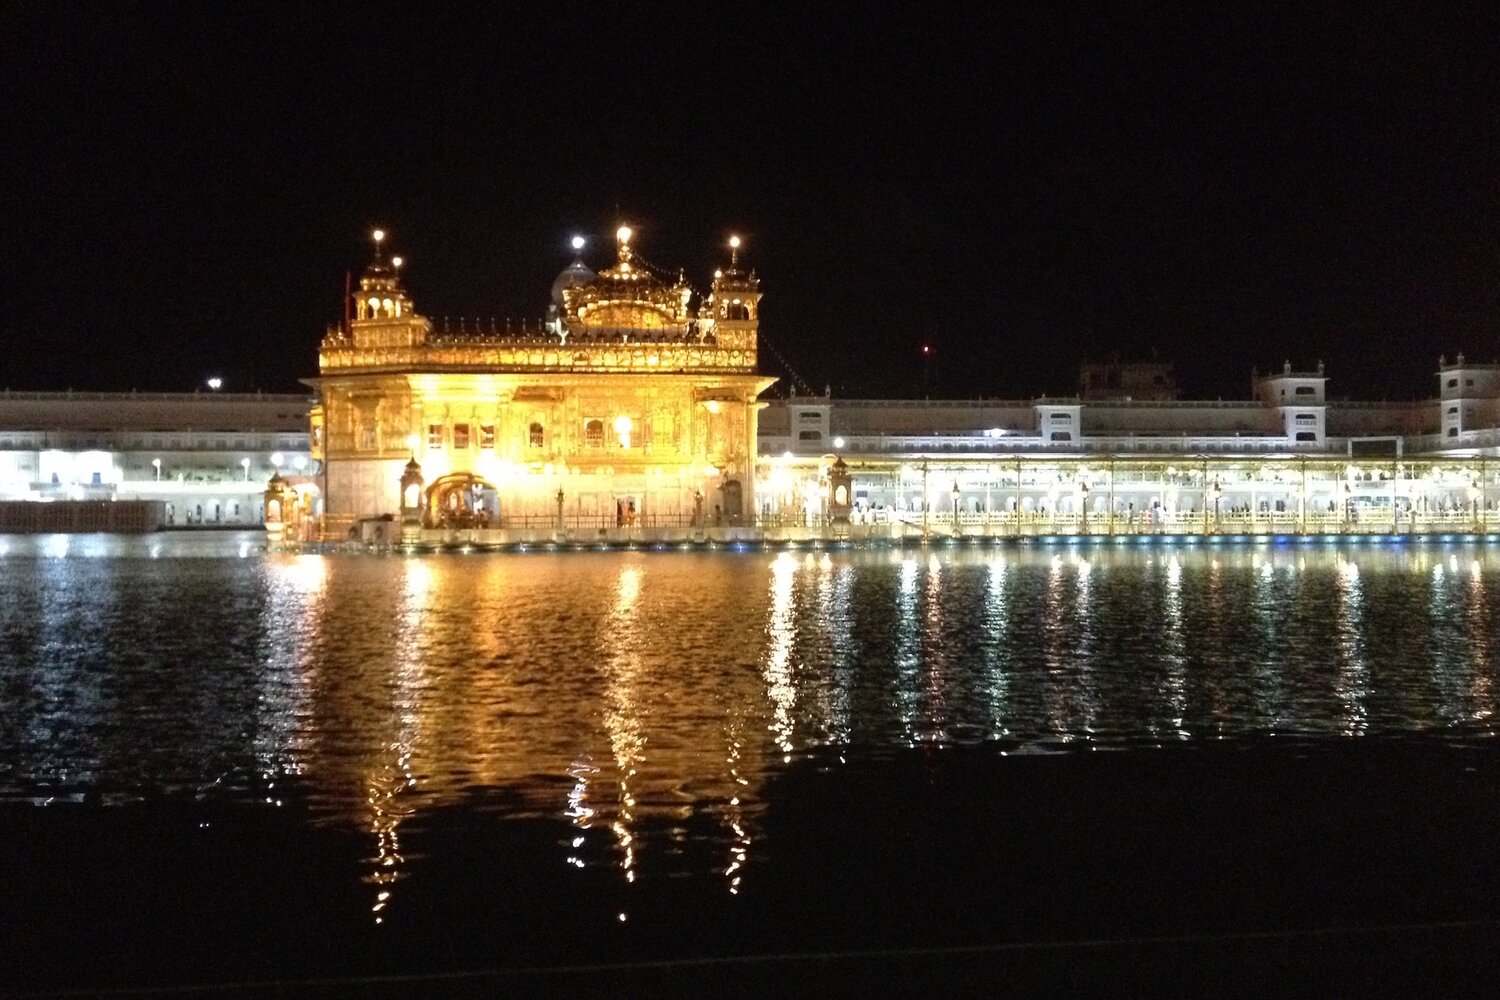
[
  {"left": 723, "top": 735, "right": 749, "bottom": 895},
  {"left": 603, "top": 563, "right": 645, "bottom": 884},
  {"left": 361, "top": 556, "right": 428, "bottom": 921}
]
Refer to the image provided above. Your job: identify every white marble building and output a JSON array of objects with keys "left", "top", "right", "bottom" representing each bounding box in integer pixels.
[{"left": 0, "top": 391, "right": 314, "bottom": 527}]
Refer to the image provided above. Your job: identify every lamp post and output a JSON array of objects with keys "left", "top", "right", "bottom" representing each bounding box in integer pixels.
[
  {"left": 1210, "top": 478, "right": 1222, "bottom": 534},
  {"left": 152, "top": 458, "right": 161, "bottom": 481},
  {"left": 240, "top": 457, "right": 251, "bottom": 481},
  {"left": 950, "top": 482, "right": 960, "bottom": 536},
  {"left": 556, "top": 487, "right": 565, "bottom": 536},
  {"left": 1080, "top": 480, "right": 1091, "bottom": 535}
]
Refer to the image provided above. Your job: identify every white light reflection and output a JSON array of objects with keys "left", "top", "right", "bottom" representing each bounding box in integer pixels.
[
  {"left": 1466, "top": 556, "right": 1493, "bottom": 723},
  {"left": 984, "top": 559, "right": 1010, "bottom": 737},
  {"left": 914, "top": 551, "right": 952, "bottom": 743},
  {"left": 764, "top": 552, "right": 798, "bottom": 755},
  {"left": 1334, "top": 558, "right": 1369, "bottom": 735},
  {"left": 253, "top": 555, "right": 327, "bottom": 781},
  {"left": 895, "top": 558, "right": 921, "bottom": 741},
  {"left": 1161, "top": 556, "right": 1188, "bottom": 739}
]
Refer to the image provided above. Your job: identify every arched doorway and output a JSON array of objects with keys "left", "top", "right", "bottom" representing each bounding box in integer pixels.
[{"left": 424, "top": 473, "right": 500, "bottom": 528}]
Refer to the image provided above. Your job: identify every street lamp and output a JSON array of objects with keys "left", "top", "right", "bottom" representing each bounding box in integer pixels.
[
  {"left": 1210, "top": 478, "right": 1222, "bottom": 532},
  {"left": 151, "top": 458, "right": 161, "bottom": 481},
  {"left": 951, "top": 482, "right": 960, "bottom": 532},
  {"left": 240, "top": 457, "right": 251, "bottom": 481},
  {"left": 270, "top": 452, "right": 284, "bottom": 469},
  {"left": 1079, "top": 479, "right": 1091, "bottom": 534},
  {"left": 556, "top": 487, "right": 565, "bottom": 533}
]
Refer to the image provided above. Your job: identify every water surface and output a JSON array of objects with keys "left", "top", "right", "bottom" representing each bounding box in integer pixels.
[{"left": 4, "top": 534, "right": 1500, "bottom": 993}]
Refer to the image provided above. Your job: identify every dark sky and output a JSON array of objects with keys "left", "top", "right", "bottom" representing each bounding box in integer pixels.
[{"left": 4, "top": 3, "right": 1499, "bottom": 401}]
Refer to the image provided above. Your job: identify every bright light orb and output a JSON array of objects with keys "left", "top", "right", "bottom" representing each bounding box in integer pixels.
[
  {"left": 372, "top": 229, "right": 385, "bottom": 244},
  {"left": 729, "top": 235, "right": 741, "bottom": 249},
  {"left": 206, "top": 377, "right": 222, "bottom": 391},
  {"left": 616, "top": 225, "right": 632, "bottom": 243},
  {"left": 270, "top": 452, "right": 284, "bottom": 467},
  {"left": 391, "top": 256, "right": 403, "bottom": 268},
  {"left": 571, "top": 235, "right": 586, "bottom": 251}
]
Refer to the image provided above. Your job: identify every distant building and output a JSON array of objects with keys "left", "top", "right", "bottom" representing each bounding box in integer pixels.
[
  {"left": 757, "top": 358, "right": 1500, "bottom": 531},
  {"left": 0, "top": 390, "right": 313, "bottom": 526},
  {"left": 1078, "top": 358, "right": 1178, "bottom": 401}
]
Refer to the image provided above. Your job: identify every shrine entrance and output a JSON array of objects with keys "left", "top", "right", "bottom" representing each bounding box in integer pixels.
[{"left": 424, "top": 473, "right": 500, "bottom": 528}]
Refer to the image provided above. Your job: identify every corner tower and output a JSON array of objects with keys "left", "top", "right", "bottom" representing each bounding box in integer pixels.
[
  {"left": 701, "top": 235, "right": 761, "bottom": 368},
  {"left": 344, "top": 230, "right": 430, "bottom": 353}
]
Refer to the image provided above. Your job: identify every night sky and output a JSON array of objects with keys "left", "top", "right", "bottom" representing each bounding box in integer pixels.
[{"left": 4, "top": 4, "right": 1498, "bottom": 401}]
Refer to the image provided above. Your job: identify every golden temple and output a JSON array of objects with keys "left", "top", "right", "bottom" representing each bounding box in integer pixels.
[{"left": 305, "top": 226, "right": 775, "bottom": 536}]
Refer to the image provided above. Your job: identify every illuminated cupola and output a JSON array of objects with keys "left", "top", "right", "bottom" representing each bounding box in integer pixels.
[
  {"left": 699, "top": 234, "right": 761, "bottom": 360},
  {"left": 349, "top": 228, "right": 430, "bottom": 352},
  {"left": 560, "top": 225, "right": 694, "bottom": 337},
  {"left": 546, "top": 235, "right": 597, "bottom": 338}
]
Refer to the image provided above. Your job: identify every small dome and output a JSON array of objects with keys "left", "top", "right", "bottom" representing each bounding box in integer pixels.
[{"left": 551, "top": 259, "right": 596, "bottom": 306}]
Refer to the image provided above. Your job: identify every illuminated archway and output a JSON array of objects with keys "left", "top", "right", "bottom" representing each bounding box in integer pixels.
[{"left": 424, "top": 472, "right": 500, "bottom": 528}]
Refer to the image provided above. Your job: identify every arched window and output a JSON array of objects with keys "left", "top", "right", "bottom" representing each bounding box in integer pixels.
[
  {"left": 382, "top": 298, "right": 394, "bottom": 316},
  {"left": 584, "top": 419, "right": 605, "bottom": 448},
  {"left": 528, "top": 422, "right": 544, "bottom": 448}
]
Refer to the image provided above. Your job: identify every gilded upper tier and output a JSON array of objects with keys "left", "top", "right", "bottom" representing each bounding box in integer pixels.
[{"left": 319, "top": 226, "right": 762, "bottom": 375}]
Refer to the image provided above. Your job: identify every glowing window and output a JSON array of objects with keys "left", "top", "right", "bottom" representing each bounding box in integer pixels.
[
  {"left": 427, "top": 424, "right": 444, "bottom": 449},
  {"left": 480, "top": 424, "right": 496, "bottom": 449},
  {"left": 453, "top": 424, "right": 470, "bottom": 449},
  {"left": 528, "top": 422, "right": 544, "bottom": 448},
  {"left": 584, "top": 419, "right": 605, "bottom": 448}
]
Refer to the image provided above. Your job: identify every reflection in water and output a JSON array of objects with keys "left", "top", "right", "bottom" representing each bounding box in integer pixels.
[
  {"left": 764, "top": 553, "right": 797, "bottom": 757},
  {"left": 603, "top": 563, "right": 645, "bottom": 885},
  {"left": 1335, "top": 559, "right": 1369, "bottom": 735},
  {"left": 4, "top": 535, "right": 1500, "bottom": 904}
]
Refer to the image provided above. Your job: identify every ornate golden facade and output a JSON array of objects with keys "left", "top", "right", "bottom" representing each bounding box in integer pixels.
[{"left": 307, "top": 227, "right": 775, "bottom": 530}]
